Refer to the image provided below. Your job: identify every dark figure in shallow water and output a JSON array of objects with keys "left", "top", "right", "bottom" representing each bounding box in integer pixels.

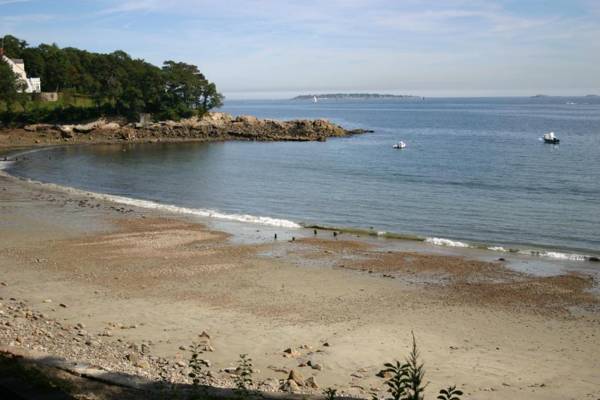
[
  {"left": 333, "top": 231, "right": 338, "bottom": 238},
  {"left": 314, "top": 229, "right": 317, "bottom": 236},
  {"left": 274, "top": 233, "right": 277, "bottom": 240}
]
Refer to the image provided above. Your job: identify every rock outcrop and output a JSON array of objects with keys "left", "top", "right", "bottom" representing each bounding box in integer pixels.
[
  {"left": 4, "top": 112, "right": 369, "bottom": 148},
  {"left": 47, "top": 112, "right": 367, "bottom": 143},
  {"left": 126, "top": 112, "right": 366, "bottom": 142}
]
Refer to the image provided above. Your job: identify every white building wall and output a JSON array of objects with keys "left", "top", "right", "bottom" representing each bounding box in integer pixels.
[{"left": 1, "top": 55, "right": 42, "bottom": 93}]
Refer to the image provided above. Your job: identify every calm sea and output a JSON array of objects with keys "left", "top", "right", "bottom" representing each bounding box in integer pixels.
[{"left": 6, "top": 97, "right": 600, "bottom": 259}]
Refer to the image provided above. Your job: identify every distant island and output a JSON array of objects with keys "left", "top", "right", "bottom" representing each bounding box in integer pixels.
[{"left": 292, "top": 93, "right": 420, "bottom": 100}]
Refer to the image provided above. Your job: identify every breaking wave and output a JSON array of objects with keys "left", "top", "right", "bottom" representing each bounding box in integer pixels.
[
  {"left": 423, "top": 236, "right": 593, "bottom": 262},
  {"left": 425, "top": 237, "right": 470, "bottom": 248},
  {"left": 0, "top": 171, "right": 301, "bottom": 229},
  {"left": 517, "top": 250, "right": 588, "bottom": 262},
  {"left": 0, "top": 160, "right": 14, "bottom": 170},
  {"left": 1, "top": 147, "right": 596, "bottom": 262}
]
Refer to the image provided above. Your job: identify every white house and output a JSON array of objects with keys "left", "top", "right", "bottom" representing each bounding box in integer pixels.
[{"left": 1, "top": 51, "right": 41, "bottom": 93}]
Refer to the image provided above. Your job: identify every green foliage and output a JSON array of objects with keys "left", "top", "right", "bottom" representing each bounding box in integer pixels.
[
  {"left": 375, "top": 334, "right": 462, "bottom": 400},
  {"left": 1, "top": 34, "right": 224, "bottom": 123},
  {"left": 324, "top": 387, "right": 338, "bottom": 400},
  {"left": 437, "top": 386, "right": 463, "bottom": 400},
  {"left": 381, "top": 361, "right": 411, "bottom": 400},
  {"left": 0, "top": 58, "right": 26, "bottom": 106},
  {"left": 1, "top": 35, "right": 28, "bottom": 58},
  {"left": 234, "top": 353, "right": 254, "bottom": 396},
  {"left": 188, "top": 343, "right": 210, "bottom": 386},
  {"left": 405, "top": 333, "right": 426, "bottom": 400}
]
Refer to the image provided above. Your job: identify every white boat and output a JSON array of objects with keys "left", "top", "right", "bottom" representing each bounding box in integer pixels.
[
  {"left": 393, "top": 141, "right": 407, "bottom": 149},
  {"left": 542, "top": 132, "right": 560, "bottom": 144},
  {"left": 313, "top": 96, "right": 318, "bottom": 103}
]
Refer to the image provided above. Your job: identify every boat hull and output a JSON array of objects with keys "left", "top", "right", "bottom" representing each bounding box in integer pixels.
[{"left": 543, "top": 138, "right": 560, "bottom": 144}]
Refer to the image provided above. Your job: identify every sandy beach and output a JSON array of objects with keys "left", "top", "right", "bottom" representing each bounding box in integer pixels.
[{"left": 1, "top": 153, "right": 599, "bottom": 399}]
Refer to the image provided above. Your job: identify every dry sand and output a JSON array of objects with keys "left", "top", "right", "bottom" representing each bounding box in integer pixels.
[{"left": 0, "top": 171, "right": 599, "bottom": 399}]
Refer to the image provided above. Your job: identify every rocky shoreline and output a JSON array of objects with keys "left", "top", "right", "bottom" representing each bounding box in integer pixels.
[
  {"left": 0, "top": 295, "right": 325, "bottom": 396},
  {"left": 0, "top": 112, "right": 370, "bottom": 149}
]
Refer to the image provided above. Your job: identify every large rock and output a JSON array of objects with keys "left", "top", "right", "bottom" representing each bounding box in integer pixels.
[
  {"left": 281, "top": 379, "right": 300, "bottom": 393},
  {"left": 100, "top": 122, "right": 121, "bottom": 130},
  {"left": 24, "top": 124, "right": 54, "bottom": 132},
  {"left": 288, "top": 369, "right": 305, "bottom": 386},
  {"left": 58, "top": 125, "right": 74, "bottom": 138}
]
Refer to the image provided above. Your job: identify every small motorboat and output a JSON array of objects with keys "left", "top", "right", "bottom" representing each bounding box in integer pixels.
[
  {"left": 393, "top": 141, "right": 407, "bottom": 149},
  {"left": 542, "top": 132, "right": 560, "bottom": 144}
]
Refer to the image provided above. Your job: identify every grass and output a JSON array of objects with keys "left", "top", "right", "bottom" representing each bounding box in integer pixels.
[{"left": 0, "top": 91, "right": 113, "bottom": 126}]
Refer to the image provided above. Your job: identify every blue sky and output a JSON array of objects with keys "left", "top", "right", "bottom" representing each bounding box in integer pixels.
[{"left": 1, "top": 0, "right": 599, "bottom": 98}]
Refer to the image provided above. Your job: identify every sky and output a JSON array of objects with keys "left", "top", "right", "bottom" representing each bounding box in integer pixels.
[{"left": 1, "top": 0, "right": 599, "bottom": 98}]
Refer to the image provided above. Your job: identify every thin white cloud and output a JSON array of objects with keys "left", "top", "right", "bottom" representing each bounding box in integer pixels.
[
  {"left": 0, "top": 0, "right": 30, "bottom": 5},
  {"left": 6, "top": 0, "right": 600, "bottom": 95},
  {"left": 1, "top": 13, "right": 55, "bottom": 23}
]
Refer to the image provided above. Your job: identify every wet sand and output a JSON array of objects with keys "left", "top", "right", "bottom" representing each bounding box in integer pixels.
[{"left": 1, "top": 170, "right": 599, "bottom": 399}]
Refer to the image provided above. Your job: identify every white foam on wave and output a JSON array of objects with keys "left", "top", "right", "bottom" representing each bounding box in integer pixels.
[
  {"left": 0, "top": 161, "right": 14, "bottom": 171},
  {"left": 97, "top": 193, "right": 302, "bottom": 228},
  {"left": 518, "top": 250, "right": 587, "bottom": 262},
  {"left": 488, "top": 246, "right": 508, "bottom": 252},
  {"left": 3, "top": 173, "right": 301, "bottom": 229},
  {"left": 425, "top": 237, "right": 470, "bottom": 248}
]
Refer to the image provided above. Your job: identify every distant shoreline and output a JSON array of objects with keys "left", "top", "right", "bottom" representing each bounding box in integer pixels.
[{"left": 292, "top": 93, "right": 420, "bottom": 100}]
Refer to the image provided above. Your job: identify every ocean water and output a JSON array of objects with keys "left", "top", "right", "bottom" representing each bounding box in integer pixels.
[{"left": 6, "top": 97, "right": 600, "bottom": 258}]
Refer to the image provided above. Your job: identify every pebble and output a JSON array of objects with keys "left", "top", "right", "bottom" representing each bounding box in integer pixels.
[
  {"left": 199, "top": 330, "right": 211, "bottom": 339},
  {"left": 282, "top": 379, "right": 300, "bottom": 393},
  {"left": 283, "top": 347, "right": 300, "bottom": 357},
  {"left": 305, "top": 376, "right": 319, "bottom": 389}
]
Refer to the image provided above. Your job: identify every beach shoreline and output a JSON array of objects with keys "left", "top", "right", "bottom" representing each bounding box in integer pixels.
[
  {"left": 3, "top": 141, "right": 599, "bottom": 268},
  {"left": 1, "top": 153, "right": 599, "bottom": 399}
]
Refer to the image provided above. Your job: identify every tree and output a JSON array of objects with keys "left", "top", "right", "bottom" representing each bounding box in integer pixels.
[
  {"left": 162, "top": 61, "right": 206, "bottom": 110},
  {"left": 200, "top": 82, "right": 224, "bottom": 112},
  {"left": 161, "top": 61, "right": 224, "bottom": 117},
  {"left": 1, "top": 35, "right": 28, "bottom": 58},
  {"left": 0, "top": 59, "right": 23, "bottom": 106},
  {"left": 1, "top": 35, "right": 224, "bottom": 122},
  {"left": 38, "top": 43, "right": 69, "bottom": 91}
]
